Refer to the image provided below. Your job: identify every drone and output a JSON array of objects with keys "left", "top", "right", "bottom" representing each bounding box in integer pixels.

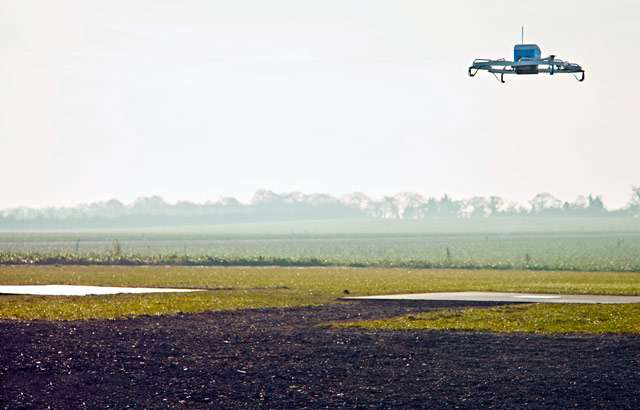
[{"left": 468, "top": 28, "right": 585, "bottom": 83}]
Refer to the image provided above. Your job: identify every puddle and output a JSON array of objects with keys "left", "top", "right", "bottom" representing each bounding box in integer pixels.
[
  {"left": 343, "top": 292, "right": 640, "bottom": 304},
  {"left": 513, "top": 295, "right": 561, "bottom": 299},
  {"left": 0, "top": 285, "right": 204, "bottom": 296}
]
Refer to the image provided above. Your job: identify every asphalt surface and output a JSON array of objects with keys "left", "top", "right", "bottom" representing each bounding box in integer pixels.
[{"left": 1, "top": 300, "right": 639, "bottom": 409}]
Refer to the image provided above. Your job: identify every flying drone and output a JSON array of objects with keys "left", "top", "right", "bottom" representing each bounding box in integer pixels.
[{"left": 468, "top": 28, "right": 585, "bottom": 83}]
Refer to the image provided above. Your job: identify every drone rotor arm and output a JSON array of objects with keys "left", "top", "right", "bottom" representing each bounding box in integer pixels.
[{"left": 550, "top": 61, "right": 585, "bottom": 81}]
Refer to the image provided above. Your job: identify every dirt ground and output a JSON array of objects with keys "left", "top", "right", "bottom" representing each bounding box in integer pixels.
[{"left": 1, "top": 300, "right": 639, "bottom": 409}]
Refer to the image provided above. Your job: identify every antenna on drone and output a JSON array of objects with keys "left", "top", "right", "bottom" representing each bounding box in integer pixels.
[{"left": 521, "top": 26, "right": 524, "bottom": 44}]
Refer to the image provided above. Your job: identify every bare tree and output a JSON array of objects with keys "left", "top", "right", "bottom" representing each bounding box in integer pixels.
[
  {"left": 629, "top": 186, "right": 640, "bottom": 214},
  {"left": 529, "top": 193, "right": 562, "bottom": 214}
]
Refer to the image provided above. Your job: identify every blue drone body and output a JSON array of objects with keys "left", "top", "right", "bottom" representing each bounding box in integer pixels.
[{"left": 469, "top": 33, "right": 585, "bottom": 83}]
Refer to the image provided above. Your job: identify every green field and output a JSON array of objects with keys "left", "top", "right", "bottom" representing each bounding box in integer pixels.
[
  {"left": 2, "top": 265, "right": 640, "bottom": 324},
  {"left": 2, "top": 219, "right": 640, "bottom": 332},
  {"left": 2, "top": 218, "right": 640, "bottom": 272}
]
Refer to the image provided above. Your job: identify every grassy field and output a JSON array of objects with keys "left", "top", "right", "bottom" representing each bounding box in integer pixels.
[
  {"left": 335, "top": 304, "right": 640, "bottom": 334},
  {"left": 3, "top": 220, "right": 640, "bottom": 331},
  {"left": 2, "top": 230, "right": 640, "bottom": 272},
  {"left": 2, "top": 265, "right": 640, "bottom": 322}
]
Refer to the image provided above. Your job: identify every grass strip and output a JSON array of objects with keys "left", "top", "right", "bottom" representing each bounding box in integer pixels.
[
  {"left": 2, "top": 265, "right": 640, "bottom": 321},
  {"left": 334, "top": 303, "right": 640, "bottom": 334}
]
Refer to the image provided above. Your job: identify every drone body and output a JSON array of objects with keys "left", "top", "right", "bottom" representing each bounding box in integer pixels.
[{"left": 469, "top": 38, "right": 585, "bottom": 83}]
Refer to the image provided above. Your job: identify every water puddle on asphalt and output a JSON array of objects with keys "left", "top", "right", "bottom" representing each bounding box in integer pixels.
[{"left": 0, "top": 285, "right": 204, "bottom": 296}]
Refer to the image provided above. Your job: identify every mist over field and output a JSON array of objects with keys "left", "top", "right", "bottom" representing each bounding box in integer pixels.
[
  {"left": 2, "top": 187, "right": 640, "bottom": 230},
  {"left": 2, "top": 188, "right": 640, "bottom": 273}
]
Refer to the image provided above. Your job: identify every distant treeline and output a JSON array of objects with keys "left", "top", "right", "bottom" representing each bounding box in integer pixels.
[{"left": 1, "top": 187, "right": 639, "bottom": 229}]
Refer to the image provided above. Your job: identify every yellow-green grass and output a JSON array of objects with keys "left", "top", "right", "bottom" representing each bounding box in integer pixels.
[
  {"left": 0, "top": 289, "right": 318, "bottom": 321},
  {"left": 1, "top": 265, "right": 640, "bottom": 321},
  {"left": 334, "top": 303, "right": 640, "bottom": 334}
]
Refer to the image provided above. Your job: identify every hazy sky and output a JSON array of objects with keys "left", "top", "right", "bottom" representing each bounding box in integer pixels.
[{"left": 2, "top": 0, "right": 639, "bottom": 209}]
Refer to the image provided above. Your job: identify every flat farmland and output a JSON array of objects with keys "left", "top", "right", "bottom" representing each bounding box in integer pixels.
[
  {"left": 2, "top": 221, "right": 640, "bottom": 407},
  {"left": 2, "top": 229, "right": 640, "bottom": 271},
  {"left": 2, "top": 227, "right": 640, "bottom": 407}
]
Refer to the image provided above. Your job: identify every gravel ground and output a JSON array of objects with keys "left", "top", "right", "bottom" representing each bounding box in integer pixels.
[{"left": 1, "top": 300, "right": 639, "bottom": 409}]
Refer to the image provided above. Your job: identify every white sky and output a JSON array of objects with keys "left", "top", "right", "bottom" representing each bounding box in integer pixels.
[{"left": 1, "top": 0, "right": 639, "bottom": 209}]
